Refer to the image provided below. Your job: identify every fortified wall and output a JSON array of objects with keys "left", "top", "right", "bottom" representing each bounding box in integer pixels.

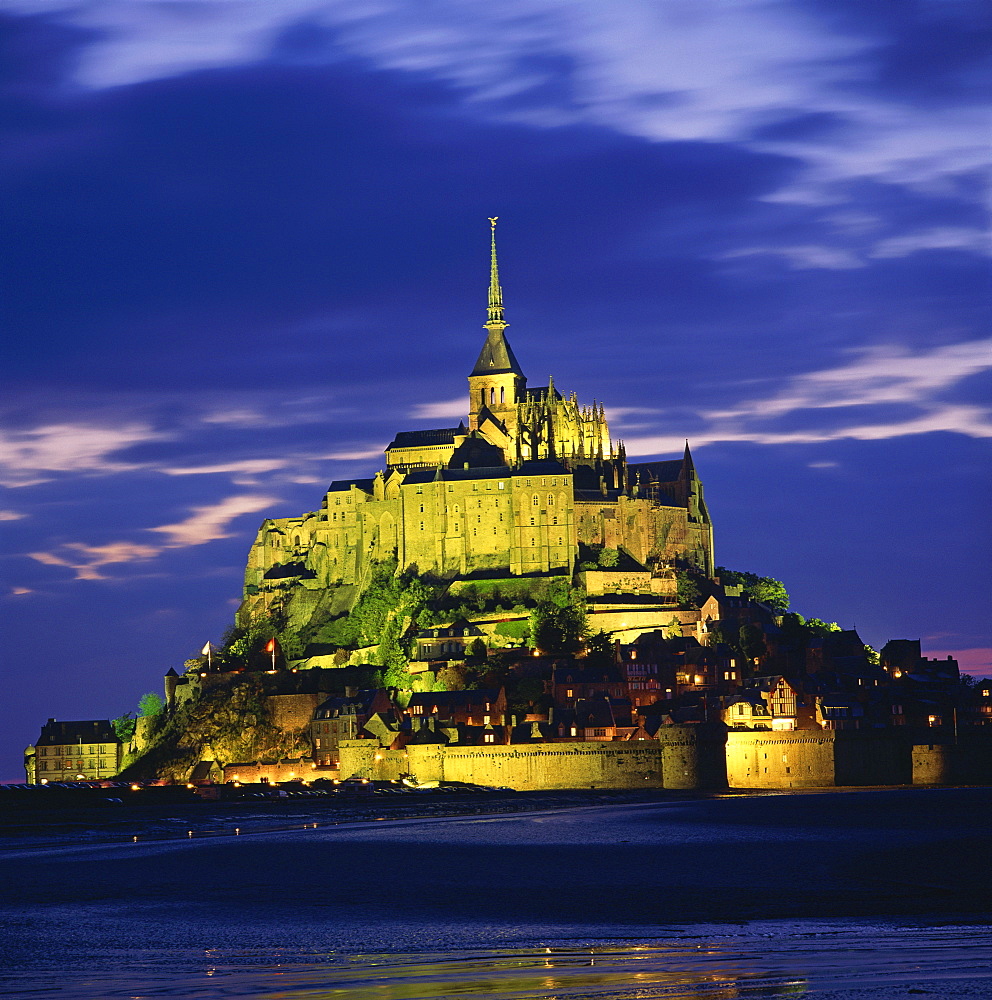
[
  {"left": 337, "top": 729, "right": 992, "bottom": 793},
  {"left": 726, "top": 730, "right": 910, "bottom": 788},
  {"left": 340, "top": 725, "right": 728, "bottom": 791}
]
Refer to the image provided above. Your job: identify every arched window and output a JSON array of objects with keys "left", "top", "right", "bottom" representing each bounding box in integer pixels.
[
  {"left": 490, "top": 387, "right": 495, "bottom": 404},
  {"left": 500, "top": 386, "right": 505, "bottom": 404},
  {"left": 548, "top": 493, "right": 555, "bottom": 505}
]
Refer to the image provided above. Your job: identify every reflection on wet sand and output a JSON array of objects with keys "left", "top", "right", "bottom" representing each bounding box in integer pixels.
[{"left": 4, "top": 925, "right": 991, "bottom": 1000}]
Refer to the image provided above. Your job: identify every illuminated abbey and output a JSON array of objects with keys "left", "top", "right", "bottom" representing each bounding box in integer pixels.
[{"left": 243, "top": 221, "right": 713, "bottom": 611}]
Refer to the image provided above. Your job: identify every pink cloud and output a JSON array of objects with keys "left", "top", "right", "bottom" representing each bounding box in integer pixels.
[{"left": 923, "top": 647, "right": 992, "bottom": 678}]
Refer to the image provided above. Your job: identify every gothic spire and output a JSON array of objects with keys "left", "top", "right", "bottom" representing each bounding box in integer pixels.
[
  {"left": 472, "top": 217, "right": 524, "bottom": 377},
  {"left": 487, "top": 216, "right": 504, "bottom": 327}
]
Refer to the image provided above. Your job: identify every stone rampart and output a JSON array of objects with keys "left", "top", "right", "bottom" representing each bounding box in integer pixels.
[
  {"left": 340, "top": 726, "right": 727, "bottom": 790},
  {"left": 912, "top": 738, "right": 992, "bottom": 785},
  {"left": 726, "top": 730, "right": 910, "bottom": 788}
]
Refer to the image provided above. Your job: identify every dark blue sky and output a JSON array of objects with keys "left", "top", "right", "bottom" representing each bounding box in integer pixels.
[{"left": 1, "top": 1, "right": 989, "bottom": 777}]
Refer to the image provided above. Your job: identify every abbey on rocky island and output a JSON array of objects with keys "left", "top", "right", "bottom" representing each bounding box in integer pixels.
[{"left": 242, "top": 221, "right": 713, "bottom": 615}]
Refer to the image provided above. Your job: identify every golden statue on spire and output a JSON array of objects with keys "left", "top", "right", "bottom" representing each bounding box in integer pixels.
[{"left": 489, "top": 217, "right": 498, "bottom": 229}]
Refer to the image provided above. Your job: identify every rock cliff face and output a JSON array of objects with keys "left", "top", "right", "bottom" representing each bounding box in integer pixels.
[{"left": 119, "top": 676, "right": 313, "bottom": 782}]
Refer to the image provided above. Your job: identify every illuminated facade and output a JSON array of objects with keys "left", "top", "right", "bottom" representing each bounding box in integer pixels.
[{"left": 243, "top": 222, "right": 713, "bottom": 607}]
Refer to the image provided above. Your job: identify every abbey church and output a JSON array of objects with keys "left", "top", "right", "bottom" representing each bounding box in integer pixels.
[{"left": 243, "top": 222, "right": 713, "bottom": 607}]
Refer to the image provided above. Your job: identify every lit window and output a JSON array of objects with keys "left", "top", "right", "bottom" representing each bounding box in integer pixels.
[{"left": 532, "top": 495, "right": 539, "bottom": 506}]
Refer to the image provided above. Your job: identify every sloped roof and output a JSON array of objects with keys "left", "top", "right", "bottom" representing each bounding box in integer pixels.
[
  {"left": 471, "top": 328, "right": 524, "bottom": 376},
  {"left": 628, "top": 459, "right": 684, "bottom": 484},
  {"left": 387, "top": 427, "right": 461, "bottom": 450},
  {"left": 35, "top": 719, "right": 119, "bottom": 746}
]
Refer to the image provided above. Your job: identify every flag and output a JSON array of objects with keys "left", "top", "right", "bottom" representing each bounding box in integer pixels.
[
  {"left": 264, "top": 639, "right": 276, "bottom": 653},
  {"left": 201, "top": 642, "right": 212, "bottom": 656}
]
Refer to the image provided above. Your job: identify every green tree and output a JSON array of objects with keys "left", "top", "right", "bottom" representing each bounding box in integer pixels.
[
  {"left": 739, "top": 623, "right": 766, "bottom": 663},
  {"left": 530, "top": 591, "right": 588, "bottom": 654},
  {"left": 803, "top": 618, "right": 842, "bottom": 637},
  {"left": 598, "top": 547, "right": 619, "bottom": 568},
  {"left": 675, "top": 569, "right": 702, "bottom": 610},
  {"left": 716, "top": 566, "right": 789, "bottom": 611},
  {"left": 112, "top": 714, "right": 136, "bottom": 742},
  {"left": 584, "top": 630, "right": 614, "bottom": 666},
  {"left": 137, "top": 692, "right": 164, "bottom": 717}
]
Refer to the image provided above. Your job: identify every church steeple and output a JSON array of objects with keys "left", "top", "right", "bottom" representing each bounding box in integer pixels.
[
  {"left": 472, "top": 218, "right": 524, "bottom": 377},
  {"left": 487, "top": 216, "right": 505, "bottom": 328}
]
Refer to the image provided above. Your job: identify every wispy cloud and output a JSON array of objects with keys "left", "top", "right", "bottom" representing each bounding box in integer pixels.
[
  {"left": 410, "top": 398, "right": 467, "bottom": 420},
  {"left": 0, "top": 422, "right": 164, "bottom": 487},
  {"left": 707, "top": 339, "right": 992, "bottom": 421},
  {"left": 30, "top": 541, "right": 162, "bottom": 581},
  {"left": 0, "top": 510, "right": 27, "bottom": 521},
  {"left": 719, "top": 244, "right": 864, "bottom": 270},
  {"left": 869, "top": 227, "right": 991, "bottom": 260},
  {"left": 625, "top": 338, "right": 992, "bottom": 456},
  {"left": 160, "top": 459, "right": 290, "bottom": 477},
  {"left": 13, "top": 0, "right": 986, "bottom": 203},
  {"left": 28, "top": 494, "right": 279, "bottom": 580},
  {"left": 148, "top": 494, "right": 279, "bottom": 547}
]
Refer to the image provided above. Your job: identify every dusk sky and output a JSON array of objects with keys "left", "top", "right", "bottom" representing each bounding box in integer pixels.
[{"left": 1, "top": 0, "right": 989, "bottom": 778}]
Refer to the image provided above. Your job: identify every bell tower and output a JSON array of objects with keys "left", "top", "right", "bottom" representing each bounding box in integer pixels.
[{"left": 468, "top": 218, "right": 526, "bottom": 437}]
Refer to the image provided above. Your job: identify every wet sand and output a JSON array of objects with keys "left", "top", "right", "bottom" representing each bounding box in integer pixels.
[{"left": 0, "top": 787, "right": 989, "bottom": 998}]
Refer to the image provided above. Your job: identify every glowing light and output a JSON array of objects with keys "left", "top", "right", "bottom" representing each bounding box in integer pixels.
[
  {"left": 39, "top": 779, "right": 48, "bottom": 785},
  {"left": 186, "top": 783, "right": 195, "bottom": 789},
  {"left": 130, "top": 783, "right": 140, "bottom": 791}
]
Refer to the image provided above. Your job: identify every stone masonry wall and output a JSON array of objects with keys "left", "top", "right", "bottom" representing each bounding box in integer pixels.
[{"left": 339, "top": 727, "right": 727, "bottom": 790}]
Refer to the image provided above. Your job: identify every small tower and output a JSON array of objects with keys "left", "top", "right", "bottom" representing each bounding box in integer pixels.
[{"left": 468, "top": 218, "right": 527, "bottom": 435}]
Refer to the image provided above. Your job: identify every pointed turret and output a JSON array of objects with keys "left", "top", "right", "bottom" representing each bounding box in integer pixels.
[{"left": 682, "top": 440, "right": 695, "bottom": 476}]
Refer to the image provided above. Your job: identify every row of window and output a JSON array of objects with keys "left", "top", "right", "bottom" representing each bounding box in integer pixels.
[
  {"left": 38, "top": 760, "right": 113, "bottom": 770},
  {"left": 37, "top": 745, "right": 114, "bottom": 755}
]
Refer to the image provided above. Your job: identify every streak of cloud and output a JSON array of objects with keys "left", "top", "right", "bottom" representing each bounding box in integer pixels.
[
  {"left": 147, "top": 494, "right": 280, "bottom": 547},
  {"left": 0, "top": 423, "right": 165, "bottom": 487},
  {"left": 13, "top": 0, "right": 986, "bottom": 201},
  {"left": 28, "top": 494, "right": 279, "bottom": 580}
]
